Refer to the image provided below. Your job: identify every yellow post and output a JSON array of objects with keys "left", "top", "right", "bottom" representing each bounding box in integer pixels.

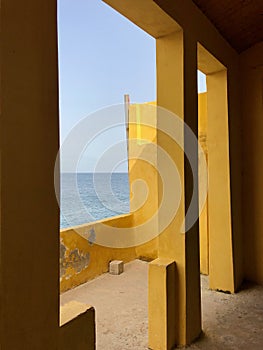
[
  {"left": 148, "top": 259, "right": 177, "bottom": 350},
  {"left": 148, "top": 30, "right": 202, "bottom": 347},
  {"left": 1, "top": 0, "right": 60, "bottom": 348},
  {"left": 198, "top": 93, "right": 209, "bottom": 275},
  {"left": 206, "top": 70, "right": 235, "bottom": 292}
]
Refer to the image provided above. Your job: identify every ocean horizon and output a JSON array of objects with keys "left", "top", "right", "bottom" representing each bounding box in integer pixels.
[{"left": 60, "top": 172, "right": 130, "bottom": 229}]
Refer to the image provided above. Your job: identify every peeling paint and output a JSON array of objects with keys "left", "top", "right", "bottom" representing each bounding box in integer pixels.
[
  {"left": 59, "top": 214, "right": 158, "bottom": 292},
  {"left": 60, "top": 239, "right": 90, "bottom": 278},
  {"left": 60, "top": 241, "right": 66, "bottom": 261}
]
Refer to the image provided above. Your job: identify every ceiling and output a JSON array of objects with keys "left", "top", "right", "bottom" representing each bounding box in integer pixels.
[{"left": 192, "top": 0, "right": 263, "bottom": 53}]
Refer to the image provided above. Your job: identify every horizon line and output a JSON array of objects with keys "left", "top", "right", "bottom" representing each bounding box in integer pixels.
[{"left": 61, "top": 171, "right": 128, "bottom": 174}]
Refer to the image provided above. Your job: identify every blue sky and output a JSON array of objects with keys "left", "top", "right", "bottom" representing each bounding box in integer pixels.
[{"left": 58, "top": 0, "right": 206, "bottom": 172}]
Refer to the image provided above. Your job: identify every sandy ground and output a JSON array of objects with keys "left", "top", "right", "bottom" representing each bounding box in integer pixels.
[{"left": 60, "top": 259, "right": 263, "bottom": 350}]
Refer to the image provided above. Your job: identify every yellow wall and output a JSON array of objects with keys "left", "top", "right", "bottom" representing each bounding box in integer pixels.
[
  {"left": 60, "top": 214, "right": 158, "bottom": 292},
  {"left": 241, "top": 42, "right": 263, "bottom": 285},
  {"left": 129, "top": 102, "right": 158, "bottom": 230}
]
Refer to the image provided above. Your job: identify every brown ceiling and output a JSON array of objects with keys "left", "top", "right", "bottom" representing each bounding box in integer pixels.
[{"left": 192, "top": 0, "right": 263, "bottom": 53}]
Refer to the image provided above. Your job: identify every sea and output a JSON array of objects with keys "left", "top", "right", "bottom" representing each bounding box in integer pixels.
[{"left": 60, "top": 173, "right": 130, "bottom": 229}]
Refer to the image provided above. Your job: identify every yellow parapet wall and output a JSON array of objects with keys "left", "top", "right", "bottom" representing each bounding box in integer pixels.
[{"left": 60, "top": 213, "right": 158, "bottom": 292}]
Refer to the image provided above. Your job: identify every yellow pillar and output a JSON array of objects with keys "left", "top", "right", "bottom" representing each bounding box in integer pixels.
[
  {"left": 206, "top": 70, "right": 235, "bottom": 292},
  {"left": 198, "top": 93, "right": 209, "bottom": 275},
  {"left": 1, "top": 1, "right": 60, "bottom": 348},
  {"left": 149, "top": 31, "right": 201, "bottom": 347}
]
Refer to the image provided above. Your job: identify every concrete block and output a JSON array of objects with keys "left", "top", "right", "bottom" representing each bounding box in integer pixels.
[
  {"left": 148, "top": 258, "right": 177, "bottom": 350},
  {"left": 109, "top": 260, "right": 124, "bottom": 275}
]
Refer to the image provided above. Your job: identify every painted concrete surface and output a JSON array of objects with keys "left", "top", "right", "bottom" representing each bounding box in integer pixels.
[
  {"left": 60, "top": 260, "right": 263, "bottom": 350},
  {"left": 191, "top": 277, "right": 263, "bottom": 350},
  {"left": 60, "top": 218, "right": 158, "bottom": 292},
  {"left": 61, "top": 260, "right": 148, "bottom": 349}
]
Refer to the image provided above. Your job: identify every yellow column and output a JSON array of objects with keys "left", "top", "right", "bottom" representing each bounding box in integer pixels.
[
  {"left": 1, "top": 1, "right": 60, "bottom": 348},
  {"left": 198, "top": 93, "right": 209, "bottom": 275},
  {"left": 148, "top": 31, "right": 201, "bottom": 348},
  {"left": 206, "top": 70, "right": 235, "bottom": 292}
]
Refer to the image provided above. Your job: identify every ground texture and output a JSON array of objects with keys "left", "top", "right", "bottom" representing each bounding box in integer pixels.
[{"left": 60, "top": 259, "right": 263, "bottom": 350}]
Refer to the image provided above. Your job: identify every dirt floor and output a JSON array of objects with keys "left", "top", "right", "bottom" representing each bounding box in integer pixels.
[{"left": 60, "top": 259, "right": 263, "bottom": 350}]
